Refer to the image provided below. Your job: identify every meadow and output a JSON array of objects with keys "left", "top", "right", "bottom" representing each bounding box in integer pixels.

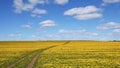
[{"left": 0, "top": 41, "right": 120, "bottom": 68}]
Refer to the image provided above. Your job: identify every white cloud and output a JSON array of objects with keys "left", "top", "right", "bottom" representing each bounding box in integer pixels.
[
  {"left": 31, "top": 8, "right": 47, "bottom": 17},
  {"left": 39, "top": 20, "right": 56, "bottom": 27},
  {"left": 45, "top": 35, "right": 59, "bottom": 38},
  {"left": 113, "top": 29, "right": 120, "bottom": 33},
  {"left": 31, "top": 14, "right": 41, "bottom": 18},
  {"left": 32, "top": 8, "right": 47, "bottom": 14},
  {"left": 97, "top": 22, "right": 120, "bottom": 40},
  {"left": 102, "top": 0, "right": 120, "bottom": 6},
  {"left": 8, "top": 33, "right": 22, "bottom": 37},
  {"left": 54, "top": 0, "right": 69, "bottom": 5},
  {"left": 21, "top": 24, "right": 32, "bottom": 28},
  {"left": 64, "top": 6, "right": 101, "bottom": 15},
  {"left": 97, "top": 22, "right": 120, "bottom": 30},
  {"left": 59, "top": 29, "right": 98, "bottom": 37},
  {"left": 13, "top": 0, "right": 68, "bottom": 13},
  {"left": 103, "top": 0, "right": 120, "bottom": 3},
  {"left": 28, "top": 0, "right": 46, "bottom": 5},
  {"left": 64, "top": 5, "right": 102, "bottom": 20},
  {"left": 13, "top": 0, "right": 34, "bottom": 13},
  {"left": 31, "top": 35, "right": 37, "bottom": 38},
  {"left": 109, "top": 28, "right": 120, "bottom": 40},
  {"left": 13, "top": 0, "right": 47, "bottom": 13},
  {"left": 74, "top": 13, "right": 102, "bottom": 20},
  {"left": 59, "top": 29, "right": 86, "bottom": 34},
  {"left": 44, "top": 34, "right": 75, "bottom": 40}
]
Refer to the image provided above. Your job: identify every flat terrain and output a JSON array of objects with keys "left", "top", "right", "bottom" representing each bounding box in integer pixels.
[{"left": 0, "top": 41, "right": 120, "bottom": 68}]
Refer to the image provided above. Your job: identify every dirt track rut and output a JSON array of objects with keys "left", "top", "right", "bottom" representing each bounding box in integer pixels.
[
  {"left": 27, "top": 45, "right": 56, "bottom": 68},
  {"left": 7, "top": 42, "right": 70, "bottom": 68},
  {"left": 7, "top": 45, "right": 56, "bottom": 68}
]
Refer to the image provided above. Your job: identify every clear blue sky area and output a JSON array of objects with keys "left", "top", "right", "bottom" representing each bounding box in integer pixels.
[{"left": 0, "top": 0, "right": 120, "bottom": 40}]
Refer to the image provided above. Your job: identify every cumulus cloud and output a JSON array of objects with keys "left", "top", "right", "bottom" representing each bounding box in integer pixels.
[
  {"left": 97, "top": 22, "right": 120, "bottom": 40},
  {"left": 31, "top": 8, "right": 47, "bottom": 17},
  {"left": 21, "top": 23, "right": 32, "bottom": 29},
  {"left": 54, "top": 0, "right": 69, "bottom": 5},
  {"left": 97, "top": 22, "right": 120, "bottom": 30},
  {"left": 102, "top": 0, "right": 120, "bottom": 6},
  {"left": 8, "top": 33, "right": 22, "bottom": 37},
  {"left": 59, "top": 29, "right": 86, "bottom": 34},
  {"left": 59, "top": 29, "right": 98, "bottom": 37},
  {"left": 113, "top": 29, "right": 120, "bottom": 33},
  {"left": 64, "top": 5, "right": 102, "bottom": 20},
  {"left": 39, "top": 20, "right": 56, "bottom": 27},
  {"left": 74, "top": 13, "right": 102, "bottom": 20},
  {"left": 13, "top": 0, "right": 34, "bottom": 13},
  {"left": 29, "top": 0, "right": 46, "bottom": 5},
  {"left": 13, "top": 0, "right": 47, "bottom": 14},
  {"left": 103, "top": 0, "right": 120, "bottom": 3},
  {"left": 13, "top": 0, "right": 68, "bottom": 13},
  {"left": 31, "top": 35, "right": 37, "bottom": 38},
  {"left": 64, "top": 6, "right": 101, "bottom": 15},
  {"left": 32, "top": 8, "right": 47, "bottom": 14},
  {"left": 109, "top": 28, "right": 120, "bottom": 40},
  {"left": 45, "top": 35, "right": 60, "bottom": 38}
]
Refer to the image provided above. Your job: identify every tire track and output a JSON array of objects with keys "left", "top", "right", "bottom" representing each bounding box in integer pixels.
[
  {"left": 27, "top": 41, "right": 70, "bottom": 68},
  {"left": 27, "top": 45, "right": 56, "bottom": 68},
  {"left": 7, "top": 57, "right": 26, "bottom": 68},
  {"left": 7, "top": 49, "right": 40, "bottom": 68},
  {"left": 62, "top": 41, "right": 70, "bottom": 45},
  {"left": 8, "top": 41, "right": 69, "bottom": 68}
]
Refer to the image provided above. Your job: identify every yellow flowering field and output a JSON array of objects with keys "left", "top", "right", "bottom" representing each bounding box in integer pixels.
[
  {"left": 0, "top": 41, "right": 120, "bottom": 68},
  {"left": 0, "top": 41, "right": 64, "bottom": 68},
  {"left": 35, "top": 41, "right": 120, "bottom": 68}
]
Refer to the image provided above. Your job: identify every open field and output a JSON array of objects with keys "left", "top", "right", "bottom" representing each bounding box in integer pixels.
[{"left": 0, "top": 41, "right": 120, "bottom": 68}]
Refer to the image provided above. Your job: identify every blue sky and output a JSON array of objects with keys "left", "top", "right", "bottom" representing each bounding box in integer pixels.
[{"left": 0, "top": 0, "right": 120, "bottom": 40}]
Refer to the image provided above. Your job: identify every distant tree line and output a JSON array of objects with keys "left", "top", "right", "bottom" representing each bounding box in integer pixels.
[{"left": 112, "top": 40, "right": 120, "bottom": 42}]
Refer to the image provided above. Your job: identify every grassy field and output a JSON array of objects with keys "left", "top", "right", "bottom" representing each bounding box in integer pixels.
[{"left": 0, "top": 41, "right": 120, "bottom": 68}]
